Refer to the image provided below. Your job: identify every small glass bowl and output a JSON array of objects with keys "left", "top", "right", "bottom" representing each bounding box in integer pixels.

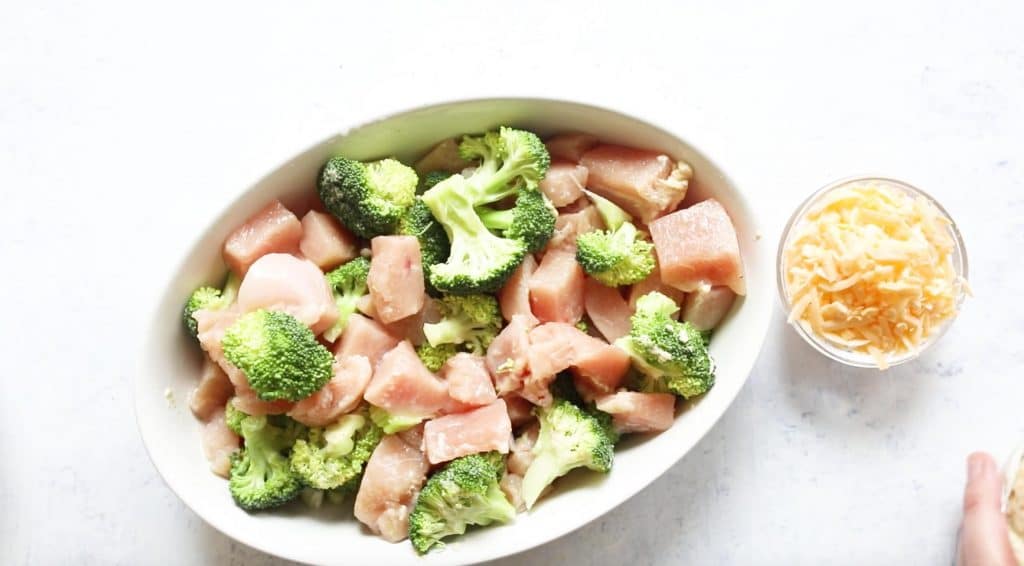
[{"left": 776, "top": 176, "right": 969, "bottom": 369}]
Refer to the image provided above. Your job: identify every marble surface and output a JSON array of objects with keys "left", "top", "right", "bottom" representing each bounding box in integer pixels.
[{"left": 2, "top": 0, "right": 1022, "bottom": 564}]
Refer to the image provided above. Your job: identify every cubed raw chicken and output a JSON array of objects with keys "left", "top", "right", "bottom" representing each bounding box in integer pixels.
[
  {"left": 524, "top": 323, "right": 630, "bottom": 406},
  {"left": 368, "top": 236, "right": 425, "bottom": 324},
  {"left": 539, "top": 161, "right": 588, "bottom": 208},
  {"left": 397, "top": 423, "right": 425, "bottom": 452},
  {"left": 500, "top": 473, "right": 527, "bottom": 513},
  {"left": 441, "top": 353, "right": 497, "bottom": 407},
  {"left": 579, "top": 144, "right": 692, "bottom": 223},
  {"left": 200, "top": 407, "right": 240, "bottom": 478},
  {"left": 595, "top": 392, "right": 676, "bottom": 434},
  {"left": 545, "top": 133, "right": 600, "bottom": 163},
  {"left": 502, "top": 394, "right": 535, "bottom": 429},
  {"left": 485, "top": 315, "right": 536, "bottom": 396},
  {"left": 333, "top": 313, "right": 399, "bottom": 369},
  {"left": 354, "top": 434, "right": 430, "bottom": 542},
  {"left": 546, "top": 205, "right": 604, "bottom": 252},
  {"left": 287, "top": 355, "right": 373, "bottom": 427},
  {"left": 381, "top": 308, "right": 429, "bottom": 346},
  {"left": 190, "top": 356, "right": 235, "bottom": 421},
  {"left": 298, "top": 210, "right": 358, "bottom": 270},
  {"left": 584, "top": 278, "right": 633, "bottom": 342},
  {"left": 231, "top": 383, "right": 294, "bottom": 416},
  {"left": 648, "top": 199, "right": 745, "bottom": 295},
  {"left": 423, "top": 399, "right": 511, "bottom": 465},
  {"left": 498, "top": 255, "right": 539, "bottom": 325},
  {"left": 414, "top": 138, "right": 473, "bottom": 175},
  {"left": 506, "top": 422, "right": 539, "bottom": 476},
  {"left": 628, "top": 262, "right": 687, "bottom": 317},
  {"left": 364, "top": 341, "right": 450, "bottom": 418},
  {"left": 237, "top": 253, "right": 339, "bottom": 335},
  {"left": 529, "top": 249, "right": 585, "bottom": 324},
  {"left": 194, "top": 306, "right": 242, "bottom": 376},
  {"left": 223, "top": 200, "right": 303, "bottom": 277},
  {"left": 683, "top": 286, "right": 737, "bottom": 331}
]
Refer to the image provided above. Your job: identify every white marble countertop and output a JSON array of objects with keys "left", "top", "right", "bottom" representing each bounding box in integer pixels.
[{"left": 3, "top": 1, "right": 1022, "bottom": 564}]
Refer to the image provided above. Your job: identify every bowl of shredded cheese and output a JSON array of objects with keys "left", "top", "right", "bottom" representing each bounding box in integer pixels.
[{"left": 778, "top": 177, "right": 968, "bottom": 369}]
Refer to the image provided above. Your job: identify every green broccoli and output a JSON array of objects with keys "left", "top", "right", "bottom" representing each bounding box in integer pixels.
[
  {"left": 422, "top": 294, "right": 502, "bottom": 355},
  {"left": 289, "top": 410, "right": 382, "bottom": 490},
  {"left": 221, "top": 310, "right": 334, "bottom": 402},
  {"left": 299, "top": 482, "right": 359, "bottom": 509},
  {"left": 398, "top": 198, "right": 451, "bottom": 296},
  {"left": 225, "top": 401, "right": 246, "bottom": 435},
  {"left": 615, "top": 292, "right": 715, "bottom": 399},
  {"left": 416, "top": 342, "right": 458, "bottom": 372},
  {"left": 228, "top": 413, "right": 304, "bottom": 511},
  {"left": 421, "top": 127, "right": 551, "bottom": 294},
  {"left": 408, "top": 452, "right": 516, "bottom": 554},
  {"left": 318, "top": 156, "right": 418, "bottom": 238},
  {"left": 520, "top": 399, "right": 616, "bottom": 509},
  {"left": 576, "top": 190, "right": 655, "bottom": 287},
  {"left": 322, "top": 257, "right": 371, "bottom": 342},
  {"left": 477, "top": 187, "right": 557, "bottom": 253},
  {"left": 418, "top": 170, "right": 452, "bottom": 195},
  {"left": 368, "top": 404, "right": 424, "bottom": 434},
  {"left": 183, "top": 272, "right": 240, "bottom": 338}
]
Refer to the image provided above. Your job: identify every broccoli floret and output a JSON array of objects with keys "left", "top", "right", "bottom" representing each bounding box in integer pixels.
[
  {"left": 398, "top": 199, "right": 451, "bottom": 296},
  {"left": 221, "top": 310, "right": 334, "bottom": 402},
  {"left": 183, "top": 273, "right": 240, "bottom": 338},
  {"left": 418, "top": 170, "right": 452, "bottom": 195},
  {"left": 416, "top": 342, "right": 458, "bottom": 372},
  {"left": 229, "top": 414, "right": 304, "bottom": 511},
  {"left": 318, "top": 156, "right": 418, "bottom": 238},
  {"left": 289, "top": 410, "right": 382, "bottom": 490},
  {"left": 322, "top": 257, "right": 371, "bottom": 342},
  {"left": 521, "top": 399, "right": 615, "bottom": 509},
  {"left": 576, "top": 222, "right": 655, "bottom": 287},
  {"left": 225, "top": 401, "right": 246, "bottom": 435},
  {"left": 477, "top": 187, "right": 557, "bottom": 253},
  {"left": 422, "top": 295, "right": 502, "bottom": 355},
  {"left": 420, "top": 127, "right": 550, "bottom": 294},
  {"left": 408, "top": 452, "right": 516, "bottom": 554},
  {"left": 368, "top": 405, "right": 424, "bottom": 434},
  {"left": 615, "top": 292, "right": 715, "bottom": 399}
]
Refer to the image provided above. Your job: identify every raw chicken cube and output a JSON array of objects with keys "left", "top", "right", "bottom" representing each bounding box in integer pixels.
[
  {"left": 200, "top": 406, "right": 241, "bottom": 478},
  {"left": 423, "top": 400, "right": 512, "bottom": 465},
  {"left": 539, "top": 161, "right": 588, "bottom": 208},
  {"left": 354, "top": 434, "right": 429, "bottom": 542},
  {"left": 364, "top": 341, "right": 450, "bottom": 418},
  {"left": 498, "top": 255, "right": 539, "bottom": 325},
  {"left": 500, "top": 473, "right": 527, "bottom": 514},
  {"left": 524, "top": 323, "right": 630, "bottom": 406},
  {"left": 506, "top": 422, "right": 539, "bottom": 476},
  {"left": 595, "top": 392, "right": 676, "bottom": 433},
  {"left": 287, "top": 355, "right": 373, "bottom": 427},
  {"left": 628, "top": 262, "right": 687, "bottom": 316},
  {"left": 546, "top": 205, "right": 604, "bottom": 252},
  {"left": 584, "top": 277, "right": 633, "bottom": 342},
  {"left": 298, "top": 210, "right": 358, "bottom": 270},
  {"left": 529, "top": 249, "right": 585, "bottom": 324},
  {"left": 414, "top": 138, "right": 473, "bottom": 175},
  {"left": 190, "top": 356, "right": 235, "bottom": 421},
  {"left": 485, "top": 315, "right": 536, "bottom": 396},
  {"left": 223, "top": 200, "right": 303, "bottom": 277},
  {"left": 648, "top": 199, "right": 745, "bottom": 295},
  {"left": 441, "top": 353, "right": 497, "bottom": 407},
  {"left": 236, "top": 253, "right": 339, "bottom": 335},
  {"left": 545, "top": 133, "right": 600, "bottom": 163},
  {"left": 579, "top": 144, "right": 691, "bottom": 223},
  {"left": 683, "top": 286, "right": 737, "bottom": 331},
  {"left": 502, "top": 394, "right": 535, "bottom": 429},
  {"left": 368, "top": 236, "right": 425, "bottom": 324},
  {"left": 334, "top": 313, "right": 400, "bottom": 368}
]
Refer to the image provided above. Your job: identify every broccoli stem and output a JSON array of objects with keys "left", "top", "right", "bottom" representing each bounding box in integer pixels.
[
  {"left": 476, "top": 207, "right": 514, "bottom": 230},
  {"left": 521, "top": 452, "right": 562, "bottom": 509}
]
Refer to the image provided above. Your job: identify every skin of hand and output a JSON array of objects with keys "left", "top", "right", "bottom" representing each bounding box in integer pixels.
[{"left": 959, "top": 452, "right": 1017, "bottom": 566}]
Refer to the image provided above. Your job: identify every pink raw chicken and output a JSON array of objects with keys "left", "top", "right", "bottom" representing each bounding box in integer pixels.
[
  {"left": 364, "top": 341, "right": 450, "bottom": 418},
  {"left": 232, "top": 383, "right": 294, "bottom": 416},
  {"left": 441, "top": 353, "right": 497, "bottom": 407},
  {"left": 584, "top": 278, "right": 633, "bottom": 342},
  {"left": 648, "top": 199, "right": 745, "bottom": 295},
  {"left": 579, "top": 144, "right": 691, "bottom": 223},
  {"left": 298, "top": 210, "right": 358, "bottom": 270},
  {"left": 545, "top": 132, "right": 599, "bottom": 163},
  {"left": 485, "top": 315, "right": 536, "bottom": 396},
  {"left": 200, "top": 407, "right": 240, "bottom": 478},
  {"left": 414, "top": 138, "right": 473, "bottom": 175},
  {"left": 354, "top": 433, "right": 430, "bottom": 542},
  {"left": 287, "top": 355, "right": 373, "bottom": 427},
  {"left": 368, "top": 236, "right": 425, "bottom": 324},
  {"left": 529, "top": 249, "right": 585, "bottom": 324},
  {"left": 190, "top": 356, "right": 235, "bottom": 421},
  {"left": 498, "top": 255, "right": 539, "bottom": 325},
  {"left": 423, "top": 399, "right": 512, "bottom": 465},
  {"left": 539, "top": 161, "right": 588, "bottom": 208},
  {"left": 193, "top": 306, "right": 242, "bottom": 376},
  {"left": 223, "top": 200, "right": 303, "bottom": 277},
  {"left": 500, "top": 473, "right": 526, "bottom": 514},
  {"left": 546, "top": 205, "right": 604, "bottom": 252},
  {"left": 502, "top": 394, "right": 535, "bottom": 429},
  {"left": 506, "top": 422, "right": 539, "bottom": 476},
  {"left": 595, "top": 392, "right": 676, "bottom": 434},
  {"left": 333, "top": 313, "right": 399, "bottom": 369},
  {"left": 236, "top": 253, "right": 339, "bottom": 335},
  {"left": 628, "top": 262, "right": 687, "bottom": 316},
  {"left": 524, "top": 323, "right": 630, "bottom": 406},
  {"left": 683, "top": 286, "right": 737, "bottom": 331}
]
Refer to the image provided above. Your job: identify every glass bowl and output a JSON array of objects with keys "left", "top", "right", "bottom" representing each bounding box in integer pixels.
[{"left": 776, "top": 176, "right": 969, "bottom": 369}]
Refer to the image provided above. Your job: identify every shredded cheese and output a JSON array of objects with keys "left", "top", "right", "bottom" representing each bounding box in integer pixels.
[{"left": 783, "top": 181, "right": 965, "bottom": 369}]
